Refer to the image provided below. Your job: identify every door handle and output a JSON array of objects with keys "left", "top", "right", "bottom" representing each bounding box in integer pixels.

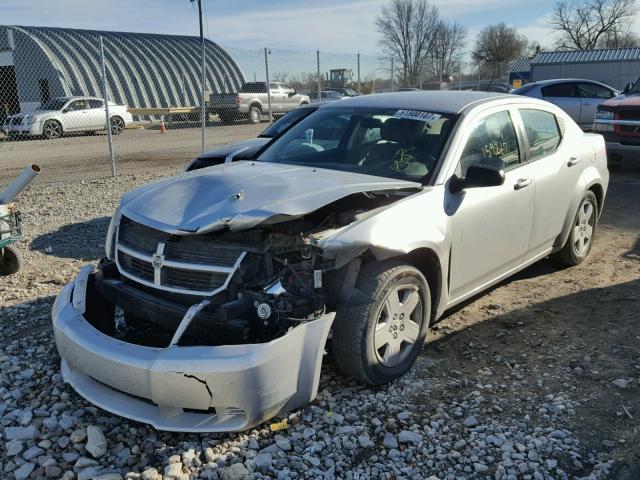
[
  {"left": 514, "top": 177, "right": 532, "bottom": 190},
  {"left": 568, "top": 156, "right": 581, "bottom": 166}
]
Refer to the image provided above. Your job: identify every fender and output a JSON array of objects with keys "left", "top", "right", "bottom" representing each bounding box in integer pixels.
[{"left": 555, "top": 165, "right": 605, "bottom": 249}]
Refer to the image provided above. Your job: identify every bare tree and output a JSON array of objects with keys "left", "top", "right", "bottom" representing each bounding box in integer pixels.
[
  {"left": 472, "top": 23, "right": 529, "bottom": 77},
  {"left": 551, "top": 0, "right": 638, "bottom": 50},
  {"left": 428, "top": 21, "right": 467, "bottom": 83},
  {"left": 598, "top": 26, "right": 640, "bottom": 47},
  {"left": 376, "top": 0, "right": 440, "bottom": 86}
]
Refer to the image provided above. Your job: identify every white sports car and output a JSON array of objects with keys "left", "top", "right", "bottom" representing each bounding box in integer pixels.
[{"left": 3, "top": 96, "right": 133, "bottom": 139}]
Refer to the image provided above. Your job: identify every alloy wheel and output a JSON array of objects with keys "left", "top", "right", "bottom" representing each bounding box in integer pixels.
[
  {"left": 44, "top": 121, "right": 61, "bottom": 139},
  {"left": 111, "top": 117, "right": 124, "bottom": 134}
]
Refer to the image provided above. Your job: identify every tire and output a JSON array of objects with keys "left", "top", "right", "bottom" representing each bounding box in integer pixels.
[
  {"left": 110, "top": 116, "right": 125, "bottom": 135},
  {"left": 0, "top": 246, "right": 21, "bottom": 276},
  {"left": 553, "top": 191, "right": 598, "bottom": 266},
  {"left": 332, "top": 259, "right": 431, "bottom": 385},
  {"left": 248, "top": 106, "right": 262, "bottom": 124},
  {"left": 42, "top": 120, "right": 62, "bottom": 139}
]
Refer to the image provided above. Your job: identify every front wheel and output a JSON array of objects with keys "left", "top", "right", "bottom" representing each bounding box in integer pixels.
[
  {"left": 110, "top": 116, "right": 125, "bottom": 135},
  {"left": 0, "top": 246, "right": 22, "bottom": 276},
  {"left": 42, "top": 120, "right": 62, "bottom": 139},
  {"left": 332, "top": 259, "right": 431, "bottom": 385},
  {"left": 553, "top": 191, "right": 598, "bottom": 266}
]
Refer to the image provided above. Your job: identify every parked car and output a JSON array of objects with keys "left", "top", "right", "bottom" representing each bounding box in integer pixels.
[
  {"left": 53, "top": 91, "right": 608, "bottom": 432},
  {"left": 593, "top": 76, "right": 640, "bottom": 170},
  {"left": 2, "top": 96, "right": 133, "bottom": 139},
  {"left": 185, "top": 104, "right": 317, "bottom": 171},
  {"left": 210, "top": 81, "right": 310, "bottom": 124},
  {"left": 513, "top": 79, "right": 619, "bottom": 130},
  {"left": 307, "top": 90, "right": 346, "bottom": 103}
]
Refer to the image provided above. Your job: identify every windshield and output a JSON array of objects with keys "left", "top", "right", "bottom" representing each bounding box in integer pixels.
[
  {"left": 512, "top": 83, "right": 537, "bottom": 95},
  {"left": 37, "top": 98, "right": 68, "bottom": 111},
  {"left": 257, "top": 107, "right": 457, "bottom": 183},
  {"left": 259, "top": 107, "right": 316, "bottom": 138}
]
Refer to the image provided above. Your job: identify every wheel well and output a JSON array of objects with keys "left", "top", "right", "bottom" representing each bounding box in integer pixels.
[
  {"left": 589, "top": 183, "right": 604, "bottom": 216},
  {"left": 403, "top": 248, "right": 442, "bottom": 323},
  {"left": 249, "top": 103, "right": 262, "bottom": 112}
]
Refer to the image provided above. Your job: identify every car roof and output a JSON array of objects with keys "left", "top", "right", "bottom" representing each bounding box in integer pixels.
[
  {"left": 529, "top": 78, "right": 613, "bottom": 87},
  {"left": 316, "top": 90, "right": 510, "bottom": 114}
]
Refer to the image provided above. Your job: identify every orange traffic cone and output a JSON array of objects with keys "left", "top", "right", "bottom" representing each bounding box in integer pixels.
[{"left": 159, "top": 120, "right": 166, "bottom": 134}]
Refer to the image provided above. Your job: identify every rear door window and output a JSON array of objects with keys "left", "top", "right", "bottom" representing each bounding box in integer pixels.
[
  {"left": 576, "top": 82, "right": 615, "bottom": 99},
  {"left": 541, "top": 83, "right": 578, "bottom": 98},
  {"left": 519, "top": 109, "right": 562, "bottom": 161},
  {"left": 88, "top": 99, "right": 104, "bottom": 109}
]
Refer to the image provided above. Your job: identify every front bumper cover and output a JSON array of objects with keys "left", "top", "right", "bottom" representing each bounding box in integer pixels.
[{"left": 52, "top": 267, "right": 334, "bottom": 432}]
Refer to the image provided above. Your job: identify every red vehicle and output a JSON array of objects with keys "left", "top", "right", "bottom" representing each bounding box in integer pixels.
[{"left": 593, "top": 77, "right": 640, "bottom": 170}]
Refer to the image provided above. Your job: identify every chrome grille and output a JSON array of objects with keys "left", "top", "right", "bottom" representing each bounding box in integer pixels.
[{"left": 115, "top": 217, "right": 246, "bottom": 296}]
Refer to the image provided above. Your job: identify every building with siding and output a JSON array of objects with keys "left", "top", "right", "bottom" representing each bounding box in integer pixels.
[
  {"left": 0, "top": 26, "right": 245, "bottom": 118},
  {"left": 526, "top": 48, "right": 640, "bottom": 90}
]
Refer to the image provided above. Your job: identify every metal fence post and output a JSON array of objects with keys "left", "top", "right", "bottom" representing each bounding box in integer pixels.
[
  {"left": 198, "top": 0, "right": 206, "bottom": 154},
  {"left": 99, "top": 36, "right": 116, "bottom": 177},
  {"left": 264, "top": 47, "right": 272, "bottom": 123},
  {"left": 357, "top": 53, "right": 361, "bottom": 93},
  {"left": 317, "top": 50, "right": 321, "bottom": 100},
  {"left": 390, "top": 58, "right": 394, "bottom": 92}
]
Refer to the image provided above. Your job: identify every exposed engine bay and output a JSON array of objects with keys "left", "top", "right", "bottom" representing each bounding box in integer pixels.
[{"left": 84, "top": 189, "right": 415, "bottom": 348}]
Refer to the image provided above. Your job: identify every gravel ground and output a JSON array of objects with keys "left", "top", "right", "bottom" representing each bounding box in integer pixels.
[{"left": 0, "top": 166, "right": 639, "bottom": 480}]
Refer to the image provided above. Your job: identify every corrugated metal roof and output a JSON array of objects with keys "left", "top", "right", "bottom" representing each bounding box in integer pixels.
[
  {"left": 532, "top": 48, "right": 640, "bottom": 65},
  {"left": 4, "top": 26, "right": 245, "bottom": 109},
  {"left": 509, "top": 57, "right": 533, "bottom": 73}
]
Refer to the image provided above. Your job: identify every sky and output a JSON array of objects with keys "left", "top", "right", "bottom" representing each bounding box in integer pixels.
[{"left": 0, "top": 0, "right": 563, "bottom": 56}]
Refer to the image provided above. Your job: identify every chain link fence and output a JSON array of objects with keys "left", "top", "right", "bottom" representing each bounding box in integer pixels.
[{"left": 0, "top": 25, "right": 508, "bottom": 187}]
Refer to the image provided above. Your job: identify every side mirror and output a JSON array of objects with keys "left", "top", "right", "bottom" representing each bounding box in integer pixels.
[
  {"left": 62, "top": 108, "right": 70, "bottom": 113},
  {"left": 449, "top": 165, "right": 505, "bottom": 194},
  {"left": 288, "top": 89, "right": 296, "bottom": 97},
  {"left": 623, "top": 83, "right": 633, "bottom": 94}
]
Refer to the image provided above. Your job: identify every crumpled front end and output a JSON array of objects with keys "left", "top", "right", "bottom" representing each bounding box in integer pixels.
[{"left": 52, "top": 267, "right": 334, "bottom": 432}]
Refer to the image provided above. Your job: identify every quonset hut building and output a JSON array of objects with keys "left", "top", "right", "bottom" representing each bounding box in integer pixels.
[{"left": 0, "top": 26, "right": 245, "bottom": 120}]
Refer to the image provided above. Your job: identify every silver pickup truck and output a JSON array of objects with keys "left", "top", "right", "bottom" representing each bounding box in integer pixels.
[{"left": 211, "top": 82, "right": 310, "bottom": 124}]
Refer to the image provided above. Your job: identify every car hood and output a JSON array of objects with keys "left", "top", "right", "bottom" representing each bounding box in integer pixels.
[
  {"left": 198, "top": 137, "right": 269, "bottom": 160},
  {"left": 120, "top": 160, "right": 421, "bottom": 234},
  {"left": 600, "top": 92, "right": 640, "bottom": 109}
]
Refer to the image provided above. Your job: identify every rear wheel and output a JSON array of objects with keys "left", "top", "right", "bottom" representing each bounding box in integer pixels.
[
  {"left": 553, "top": 191, "right": 598, "bottom": 266},
  {"left": 332, "top": 259, "right": 431, "bottom": 385},
  {"left": 110, "top": 116, "right": 124, "bottom": 135},
  {"left": 43, "top": 120, "right": 62, "bottom": 139},
  {"left": 248, "top": 106, "right": 262, "bottom": 124},
  {"left": 0, "top": 246, "right": 21, "bottom": 276}
]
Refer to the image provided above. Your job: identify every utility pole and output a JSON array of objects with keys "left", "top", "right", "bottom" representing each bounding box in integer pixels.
[
  {"left": 264, "top": 47, "right": 272, "bottom": 123},
  {"left": 390, "top": 58, "right": 394, "bottom": 92},
  {"left": 197, "top": 0, "right": 205, "bottom": 154},
  {"left": 357, "top": 53, "right": 361, "bottom": 93},
  {"left": 317, "top": 50, "right": 321, "bottom": 100},
  {"left": 100, "top": 36, "right": 115, "bottom": 177}
]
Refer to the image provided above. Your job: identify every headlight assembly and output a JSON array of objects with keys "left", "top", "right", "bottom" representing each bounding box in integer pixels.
[{"left": 105, "top": 207, "right": 122, "bottom": 260}]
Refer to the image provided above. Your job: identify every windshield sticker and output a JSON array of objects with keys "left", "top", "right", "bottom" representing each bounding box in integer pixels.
[{"left": 393, "top": 110, "right": 441, "bottom": 122}]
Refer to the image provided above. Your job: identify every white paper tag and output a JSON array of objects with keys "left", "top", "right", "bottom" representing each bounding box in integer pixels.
[{"left": 393, "top": 110, "right": 441, "bottom": 122}]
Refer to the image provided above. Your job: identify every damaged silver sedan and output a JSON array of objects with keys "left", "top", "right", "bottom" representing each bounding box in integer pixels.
[{"left": 53, "top": 91, "right": 609, "bottom": 432}]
